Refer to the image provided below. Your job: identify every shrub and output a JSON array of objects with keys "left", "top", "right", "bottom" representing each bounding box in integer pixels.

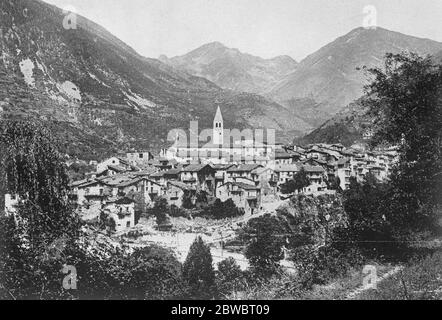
[{"left": 200, "top": 199, "right": 243, "bottom": 220}]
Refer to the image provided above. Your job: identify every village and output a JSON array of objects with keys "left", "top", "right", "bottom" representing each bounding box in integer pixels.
[{"left": 4, "top": 107, "right": 398, "bottom": 267}]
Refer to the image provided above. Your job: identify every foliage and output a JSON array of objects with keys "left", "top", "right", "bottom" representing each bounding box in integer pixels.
[
  {"left": 0, "top": 121, "right": 82, "bottom": 245},
  {"left": 363, "top": 52, "right": 442, "bottom": 234},
  {"left": 291, "top": 243, "right": 363, "bottom": 289},
  {"left": 358, "top": 249, "right": 442, "bottom": 300},
  {"left": 340, "top": 174, "right": 401, "bottom": 259},
  {"left": 0, "top": 121, "right": 186, "bottom": 300},
  {"left": 237, "top": 271, "right": 305, "bottom": 300},
  {"left": 99, "top": 210, "right": 116, "bottom": 234},
  {"left": 182, "top": 236, "right": 217, "bottom": 299},
  {"left": 280, "top": 168, "right": 311, "bottom": 194},
  {"left": 95, "top": 245, "right": 186, "bottom": 300},
  {"left": 150, "top": 197, "right": 169, "bottom": 225},
  {"left": 327, "top": 176, "right": 342, "bottom": 192},
  {"left": 200, "top": 198, "right": 243, "bottom": 219},
  {"left": 67, "top": 162, "right": 95, "bottom": 182},
  {"left": 182, "top": 191, "right": 194, "bottom": 209},
  {"left": 216, "top": 257, "right": 246, "bottom": 298},
  {"left": 169, "top": 204, "right": 189, "bottom": 218},
  {"left": 241, "top": 214, "right": 289, "bottom": 276}
]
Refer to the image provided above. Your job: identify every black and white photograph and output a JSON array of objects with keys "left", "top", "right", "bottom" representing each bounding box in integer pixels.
[{"left": 0, "top": 0, "right": 441, "bottom": 306}]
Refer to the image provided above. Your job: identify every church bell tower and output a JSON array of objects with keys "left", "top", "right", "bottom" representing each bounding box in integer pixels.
[{"left": 213, "top": 106, "right": 224, "bottom": 145}]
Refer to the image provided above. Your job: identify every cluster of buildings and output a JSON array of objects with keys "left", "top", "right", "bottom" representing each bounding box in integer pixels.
[{"left": 3, "top": 107, "right": 398, "bottom": 233}]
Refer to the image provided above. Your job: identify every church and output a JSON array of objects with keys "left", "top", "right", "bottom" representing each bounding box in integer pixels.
[{"left": 162, "top": 107, "right": 277, "bottom": 165}]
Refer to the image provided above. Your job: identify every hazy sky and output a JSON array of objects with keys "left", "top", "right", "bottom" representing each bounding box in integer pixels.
[{"left": 42, "top": 0, "right": 442, "bottom": 61}]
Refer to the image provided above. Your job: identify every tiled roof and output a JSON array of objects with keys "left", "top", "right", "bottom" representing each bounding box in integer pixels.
[
  {"left": 116, "top": 177, "right": 146, "bottom": 188},
  {"left": 150, "top": 171, "right": 165, "bottom": 178},
  {"left": 274, "top": 164, "right": 301, "bottom": 172},
  {"left": 99, "top": 174, "right": 134, "bottom": 186},
  {"left": 181, "top": 164, "right": 213, "bottom": 172},
  {"left": 232, "top": 182, "right": 260, "bottom": 190},
  {"left": 227, "top": 164, "right": 262, "bottom": 173},
  {"left": 133, "top": 168, "right": 158, "bottom": 176},
  {"left": 303, "top": 165, "right": 325, "bottom": 173},
  {"left": 275, "top": 149, "right": 300, "bottom": 159},
  {"left": 164, "top": 168, "right": 181, "bottom": 175},
  {"left": 70, "top": 179, "right": 89, "bottom": 188},
  {"left": 168, "top": 181, "right": 195, "bottom": 191},
  {"left": 108, "top": 164, "right": 128, "bottom": 172},
  {"left": 212, "top": 164, "right": 235, "bottom": 170}
]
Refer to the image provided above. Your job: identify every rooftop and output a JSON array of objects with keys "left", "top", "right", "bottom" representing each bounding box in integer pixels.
[{"left": 227, "top": 164, "right": 262, "bottom": 173}]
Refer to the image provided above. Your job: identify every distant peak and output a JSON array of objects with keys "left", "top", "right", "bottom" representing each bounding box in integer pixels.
[
  {"left": 158, "top": 54, "right": 169, "bottom": 62},
  {"left": 270, "top": 55, "right": 298, "bottom": 64},
  {"left": 203, "top": 41, "right": 227, "bottom": 49}
]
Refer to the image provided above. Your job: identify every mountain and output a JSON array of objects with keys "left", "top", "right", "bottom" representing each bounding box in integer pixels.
[
  {"left": 297, "top": 49, "right": 442, "bottom": 147},
  {"left": 269, "top": 27, "right": 442, "bottom": 116},
  {"left": 0, "top": 0, "right": 311, "bottom": 160},
  {"left": 160, "top": 42, "right": 298, "bottom": 94},
  {"left": 435, "top": 51, "right": 442, "bottom": 63},
  {"left": 295, "top": 99, "right": 370, "bottom": 147}
]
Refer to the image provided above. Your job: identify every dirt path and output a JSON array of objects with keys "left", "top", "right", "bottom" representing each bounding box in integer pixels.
[{"left": 345, "top": 266, "right": 404, "bottom": 300}]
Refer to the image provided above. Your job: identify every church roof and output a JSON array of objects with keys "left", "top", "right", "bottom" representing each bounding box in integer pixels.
[{"left": 214, "top": 106, "right": 223, "bottom": 122}]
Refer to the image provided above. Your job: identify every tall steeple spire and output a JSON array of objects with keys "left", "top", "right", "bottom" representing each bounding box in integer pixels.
[{"left": 213, "top": 106, "right": 224, "bottom": 145}]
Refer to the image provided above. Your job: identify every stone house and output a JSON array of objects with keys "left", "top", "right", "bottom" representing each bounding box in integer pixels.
[
  {"left": 217, "top": 181, "right": 262, "bottom": 216},
  {"left": 179, "top": 164, "right": 216, "bottom": 195},
  {"left": 165, "top": 181, "right": 196, "bottom": 208},
  {"left": 102, "top": 197, "right": 136, "bottom": 233}
]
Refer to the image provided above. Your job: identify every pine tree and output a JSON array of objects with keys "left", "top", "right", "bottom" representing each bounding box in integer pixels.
[{"left": 182, "top": 236, "right": 217, "bottom": 299}]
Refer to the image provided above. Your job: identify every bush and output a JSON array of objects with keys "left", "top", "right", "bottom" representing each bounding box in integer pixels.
[
  {"left": 358, "top": 249, "right": 442, "bottom": 300},
  {"left": 200, "top": 199, "right": 243, "bottom": 220},
  {"left": 291, "top": 244, "right": 363, "bottom": 289},
  {"left": 169, "top": 205, "right": 189, "bottom": 218}
]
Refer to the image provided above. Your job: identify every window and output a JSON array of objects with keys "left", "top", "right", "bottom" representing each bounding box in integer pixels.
[
  {"left": 126, "top": 221, "right": 131, "bottom": 228},
  {"left": 139, "top": 153, "right": 143, "bottom": 159}
]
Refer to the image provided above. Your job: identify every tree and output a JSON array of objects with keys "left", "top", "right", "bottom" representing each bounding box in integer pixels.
[
  {"left": 216, "top": 257, "right": 245, "bottom": 298},
  {"left": 151, "top": 197, "right": 169, "bottom": 225},
  {"left": 0, "top": 121, "right": 81, "bottom": 246},
  {"left": 0, "top": 121, "right": 188, "bottom": 300},
  {"left": 340, "top": 174, "right": 397, "bottom": 258},
  {"left": 182, "top": 236, "right": 217, "bottom": 299},
  {"left": 113, "top": 245, "right": 186, "bottom": 300},
  {"left": 0, "top": 120, "right": 82, "bottom": 299},
  {"left": 280, "top": 168, "right": 311, "bottom": 194},
  {"left": 363, "top": 52, "right": 442, "bottom": 234},
  {"left": 327, "top": 176, "right": 342, "bottom": 192},
  {"left": 201, "top": 198, "right": 242, "bottom": 219},
  {"left": 182, "top": 191, "right": 194, "bottom": 209},
  {"left": 242, "top": 214, "right": 288, "bottom": 276}
]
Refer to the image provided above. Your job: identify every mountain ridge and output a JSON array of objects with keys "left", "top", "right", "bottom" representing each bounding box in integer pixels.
[
  {"left": 269, "top": 27, "right": 442, "bottom": 117},
  {"left": 160, "top": 41, "right": 298, "bottom": 94}
]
